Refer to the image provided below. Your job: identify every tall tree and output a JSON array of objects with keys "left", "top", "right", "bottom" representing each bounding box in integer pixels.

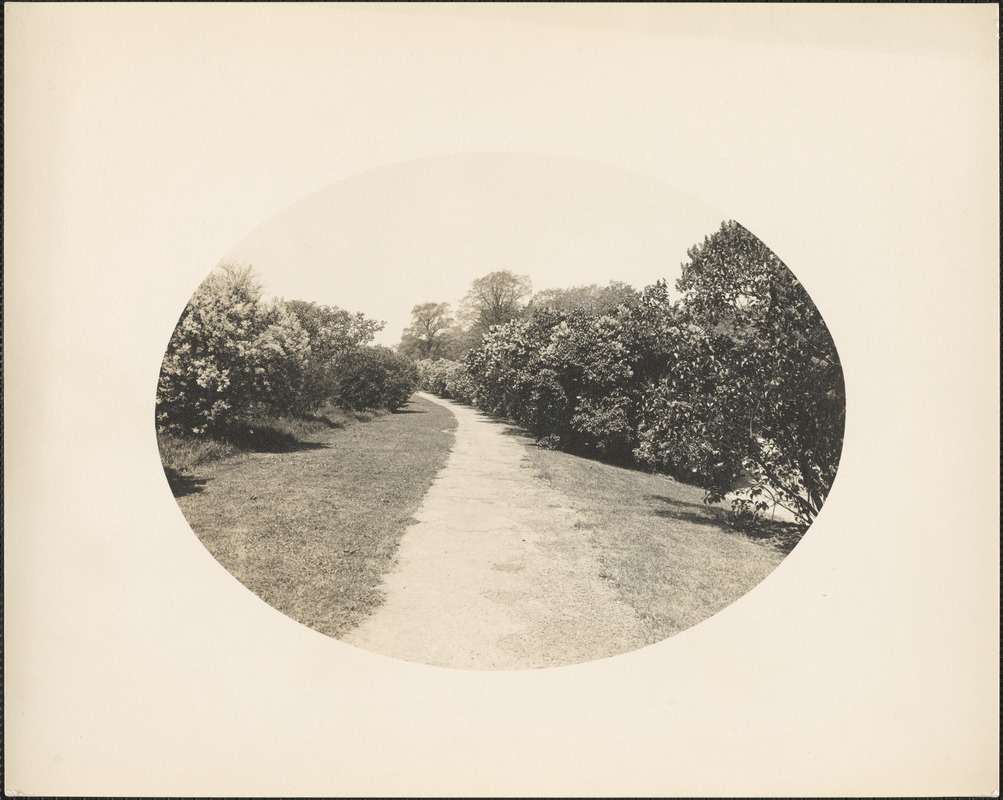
[
  {"left": 636, "top": 220, "right": 845, "bottom": 524},
  {"left": 397, "top": 302, "right": 455, "bottom": 360},
  {"left": 459, "top": 270, "right": 533, "bottom": 338}
]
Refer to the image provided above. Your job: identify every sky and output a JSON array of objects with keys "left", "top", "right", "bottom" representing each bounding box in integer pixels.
[{"left": 224, "top": 152, "right": 729, "bottom": 347}]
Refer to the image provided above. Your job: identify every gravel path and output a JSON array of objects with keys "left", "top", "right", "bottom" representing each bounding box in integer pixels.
[{"left": 343, "top": 393, "right": 650, "bottom": 670}]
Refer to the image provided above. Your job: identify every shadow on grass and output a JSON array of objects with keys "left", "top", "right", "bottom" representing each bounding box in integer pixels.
[
  {"left": 481, "top": 415, "right": 641, "bottom": 468},
  {"left": 500, "top": 427, "right": 534, "bottom": 439},
  {"left": 392, "top": 408, "right": 428, "bottom": 415},
  {"left": 164, "top": 467, "right": 209, "bottom": 498},
  {"left": 650, "top": 494, "right": 729, "bottom": 528},
  {"left": 301, "top": 413, "right": 345, "bottom": 429},
  {"left": 649, "top": 494, "right": 807, "bottom": 554},
  {"left": 742, "top": 521, "right": 806, "bottom": 554},
  {"left": 220, "top": 424, "right": 331, "bottom": 454}
]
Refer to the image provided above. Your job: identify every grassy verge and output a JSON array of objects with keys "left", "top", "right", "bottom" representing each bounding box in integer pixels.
[
  {"left": 519, "top": 440, "right": 807, "bottom": 642},
  {"left": 163, "top": 395, "right": 457, "bottom": 638},
  {"left": 157, "top": 404, "right": 366, "bottom": 477}
]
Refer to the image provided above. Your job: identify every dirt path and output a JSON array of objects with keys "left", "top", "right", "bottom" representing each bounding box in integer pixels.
[{"left": 343, "top": 393, "right": 651, "bottom": 670}]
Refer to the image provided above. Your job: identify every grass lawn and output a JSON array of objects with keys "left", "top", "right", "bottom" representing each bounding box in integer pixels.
[
  {"left": 518, "top": 439, "right": 808, "bottom": 644},
  {"left": 162, "top": 395, "right": 457, "bottom": 638}
]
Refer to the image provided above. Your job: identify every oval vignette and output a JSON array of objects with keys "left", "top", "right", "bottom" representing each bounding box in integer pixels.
[{"left": 155, "top": 153, "right": 845, "bottom": 670}]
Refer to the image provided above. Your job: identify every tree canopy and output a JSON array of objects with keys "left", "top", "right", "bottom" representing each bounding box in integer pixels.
[
  {"left": 459, "top": 270, "right": 533, "bottom": 337},
  {"left": 636, "top": 220, "right": 845, "bottom": 523},
  {"left": 397, "top": 302, "right": 455, "bottom": 361},
  {"left": 283, "top": 299, "right": 384, "bottom": 413},
  {"left": 528, "top": 281, "right": 640, "bottom": 316}
]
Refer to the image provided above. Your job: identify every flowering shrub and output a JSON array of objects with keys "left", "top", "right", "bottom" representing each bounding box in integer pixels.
[
  {"left": 157, "top": 264, "right": 310, "bottom": 434},
  {"left": 461, "top": 222, "right": 845, "bottom": 523},
  {"left": 416, "top": 359, "right": 475, "bottom": 403},
  {"left": 158, "top": 264, "right": 418, "bottom": 434},
  {"left": 466, "top": 315, "right": 559, "bottom": 428}
]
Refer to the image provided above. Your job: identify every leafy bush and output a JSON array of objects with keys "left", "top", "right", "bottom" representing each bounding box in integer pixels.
[
  {"left": 335, "top": 346, "right": 419, "bottom": 412},
  {"left": 466, "top": 316, "right": 551, "bottom": 422},
  {"left": 416, "top": 359, "right": 475, "bottom": 403},
  {"left": 416, "top": 359, "right": 449, "bottom": 395},
  {"left": 462, "top": 221, "right": 845, "bottom": 524},
  {"left": 156, "top": 264, "right": 310, "bottom": 434},
  {"left": 284, "top": 300, "right": 384, "bottom": 414},
  {"left": 157, "top": 263, "right": 404, "bottom": 439},
  {"left": 465, "top": 308, "right": 651, "bottom": 461},
  {"left": 634, "top": 221, "right": 845, "bottom": 524}
]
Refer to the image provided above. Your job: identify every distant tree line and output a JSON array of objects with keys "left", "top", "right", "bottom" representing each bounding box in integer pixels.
[
  {"left": 405, "top": 221, "right": 844, "bottom": 525},
  {"left": 156, "top": 263, "right": 417, "bottom": 436}
]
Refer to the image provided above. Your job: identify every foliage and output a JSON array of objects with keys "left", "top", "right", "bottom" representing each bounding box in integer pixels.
[
  {"left": 158, "top": 263, "right": 413, "bottom": 438},
  {"left": 466, "top": 308, "right": 650, "bottom": 461},
  {"left": 416, "top": 358, "right": 476, "bottom": 403},
  {"left": 459, "top": 270, "right": 533, "bottom": 338},
  {"left": 397, "top": 302, "right": 455, "bottom": 361},
  {"left": 335, "top": 346, "right": 419, "bottom": 412},
  {"left": 284, "top": 299, "right": 384, "bottom": 355},
  {"left": 465, "top": 313, "right": 559, "bottom": 433},
  {"left": 461, "top": 221, "right": 844, "bottom": 525},
  {"left": 157, "top": 263, "right": 311, "bottom": 434},
  {"left": 284, "top": 299, "right": 383, "bottom": 413},
  {"left": 634, "top": 221, "right": 845, "bottom": 524},
  {"left": 163, "top": 221, "right": 845, "bottom": 528},
  {"left": 528, "top": 281, "right": 640, "bottom": 316}
]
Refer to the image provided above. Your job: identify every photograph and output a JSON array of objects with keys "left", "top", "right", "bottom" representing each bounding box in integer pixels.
[
  {"left": 5, "top": 4, "right": 996, "bottom": 797},
  {"left": 157, "top": 154, "right": 845, "bottom": 669}
]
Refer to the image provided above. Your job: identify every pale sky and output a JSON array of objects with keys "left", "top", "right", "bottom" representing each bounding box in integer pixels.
[{"left": 224, "top": 153, "right": 727, "bottom": 347}]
